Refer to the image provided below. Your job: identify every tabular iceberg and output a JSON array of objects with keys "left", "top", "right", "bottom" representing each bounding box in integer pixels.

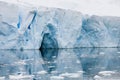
[{"left": 0, "top": 1, "right": 120, "bottom": 49}]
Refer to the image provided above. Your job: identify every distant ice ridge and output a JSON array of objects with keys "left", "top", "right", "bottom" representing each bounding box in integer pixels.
[{"left": 0, "top": 1, "right": 120, "bottom": 49}]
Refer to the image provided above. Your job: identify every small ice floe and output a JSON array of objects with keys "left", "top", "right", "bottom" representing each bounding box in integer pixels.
[
  {"left": 77, "top": 71, "right": 84, "bottom": 74},
  {"left": 94, "top": 75, "right": 102, "bottom": 80},
  {"left": 37, "top": 70, "right": 47, "bottom": 75},
  {"left": 94, "top": 71, "right": 120, "bottom": 80},
  {"left": 98, "top": 71, "right": 116, "bottom": 76},
  {"left": 50, "top": 76, "right": 64, "bottom": 80},
  {"left": 99, "top": 52, "right": 105, "bottom": 55},
  {"left": 49, "top": 65, "right": 56, "bottom": 68},
  {"left": 76, "top": 60, "right": 80, "bottom": 64},
  {"left": 60, "top": 72, "right": 81, "bottom": 78},
  {"left": 51, "top": 71, "right": 58, "bottom": 74},
  {"left": 0, "top": 76, "right": 5, "bottom": 80},
  {"left": 117, "top": 52, "right": 120, "bottom": 54},
  {"left": 9, "top": 74, "right": 34, "bottom": 80},
  {"left": 52, "top": 56, "right": 57, "bottom": 58},
  {"left": 47, "top": 61, "right": 51, "bottom": 64},
  {"left": 68, "top": 73, "right": 80, "bottom": 78},
  {"left": 60, "top": 72, "right": 70, "bottom": 77}
]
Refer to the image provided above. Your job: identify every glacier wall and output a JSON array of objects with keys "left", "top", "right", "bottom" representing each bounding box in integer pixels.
[{"left": 0, "top": 1, "right": 120, "bottom": 49}]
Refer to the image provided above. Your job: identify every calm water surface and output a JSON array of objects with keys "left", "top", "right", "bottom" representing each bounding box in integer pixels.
[{"left": 0, "top": 48, "right": 120, "bottom": 80}]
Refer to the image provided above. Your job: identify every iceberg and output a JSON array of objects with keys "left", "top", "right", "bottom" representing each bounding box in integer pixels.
[{"left": 0, "top": 1, "right": 120, "bottom": 49}]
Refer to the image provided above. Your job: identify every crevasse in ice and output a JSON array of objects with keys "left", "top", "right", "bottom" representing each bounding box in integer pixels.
[{"left": 0, "top": 1, "right": 120, "bottom": 49}]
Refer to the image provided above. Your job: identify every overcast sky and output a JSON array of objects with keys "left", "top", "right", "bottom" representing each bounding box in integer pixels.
[{"left": 0, "top": 0, "right": 120, "bottom": 16}]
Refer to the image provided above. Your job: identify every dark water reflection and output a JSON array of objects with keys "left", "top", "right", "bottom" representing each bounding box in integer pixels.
[{"left": 0, "top": 48, "right": 120, "bottom": 80}]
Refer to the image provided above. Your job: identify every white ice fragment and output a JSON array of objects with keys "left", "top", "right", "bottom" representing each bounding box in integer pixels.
[
  {"left": 9, "top": 75, "right": 34, "bottom": 80},
  {"left": 117, "top": 52, "right": 120, "bottom": 54},
  {"left": 60, "top": 72, "right": 80, "bottom": 78},
  {"left": 60, "top": 72, "right": 71, "bottom": 77},
  {"left": 94, "top": 75, "right": 102, "bottom": 80},
  {"left": 77, "top": 71, "right": 84, "bottom": 74},
  {"left": 51, "top": 71, "right": 58, "bottom": 74},
  {"left": 68, "top": 73, "right": 80, "bottom": 78},
  {"left": 50, "top": 76, "right": 64, "bottom": 80},
  {"left": 0, "top": 77, "right": 5, "bottom": 80},
  {"left": 98, "top": 71, "right": 116, "bottom": 76},
  {"left": 76, "top": 60, "right": 80, "bottom": 64},
  {"left": 37, "top": 70, "right": 47, "bottom": 75},
  {"left": 99, "top": 52, "right": 105, "bottom": 55}
]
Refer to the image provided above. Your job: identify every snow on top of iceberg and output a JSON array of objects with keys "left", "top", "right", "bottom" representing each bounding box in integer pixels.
[{"left": 0, "top": 0, "right": 120, "bottom": 17}]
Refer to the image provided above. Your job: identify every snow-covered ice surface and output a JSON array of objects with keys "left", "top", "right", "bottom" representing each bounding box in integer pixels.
[
  {"left": 0, "top": 1, "right": 120, "bottom": 49},
  {"left": 0, "top": 48, "right": 120, "bottom": 80}
]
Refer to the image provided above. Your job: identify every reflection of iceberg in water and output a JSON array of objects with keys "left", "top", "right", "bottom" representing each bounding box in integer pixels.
[
  {"left": 0, "top": 48, "right": 120, "bottom": 80},
  {"left": 41, "top": 49, "right": 58, "bottom": 73},
  {"left": 0, "top": 50, "right": 44, "bottom": 80},
  {"left": 74, "top": 48, "right": 120, "bottom": 80}
]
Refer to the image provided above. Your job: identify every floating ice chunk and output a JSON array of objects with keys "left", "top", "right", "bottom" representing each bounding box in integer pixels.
[
  {"left": 117, "top": 52, "right": 120, "bottom": 54},
  {"left": 37, "top": 70, "right": 47, "bottom": 75},
  {"left": 99, "top": 71, "right": 116, "bottom": 76},
  {"left": 9, "top": 74, "right": 34, "bottom": 80},
  {"left": 76, "top": 60, "right": 80, "bottom": 64},
  {"left": 94, "top": 75, "right": 102, "bottom": 80},
  {"left": 0, "top": 77, "right": 5, "bottom": 80},
  {"left": 50, "top": 76, "right": 64, "bottom": 80},
  {"left": 99, "top": 52, "right": 105, "bottom": 55}
]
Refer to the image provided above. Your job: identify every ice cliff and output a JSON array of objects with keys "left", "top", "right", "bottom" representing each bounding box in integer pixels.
[{"left": 0, "top": 1, "right": 120, "bottom": 49}]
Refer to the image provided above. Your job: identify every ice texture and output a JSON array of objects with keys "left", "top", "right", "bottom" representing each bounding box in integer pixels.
[
  {"left": 0, "top": 48, "right": 120, "bottom": 80},
  {"left": 0, "top": 1, "right": 120, "bottom": 49}
]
